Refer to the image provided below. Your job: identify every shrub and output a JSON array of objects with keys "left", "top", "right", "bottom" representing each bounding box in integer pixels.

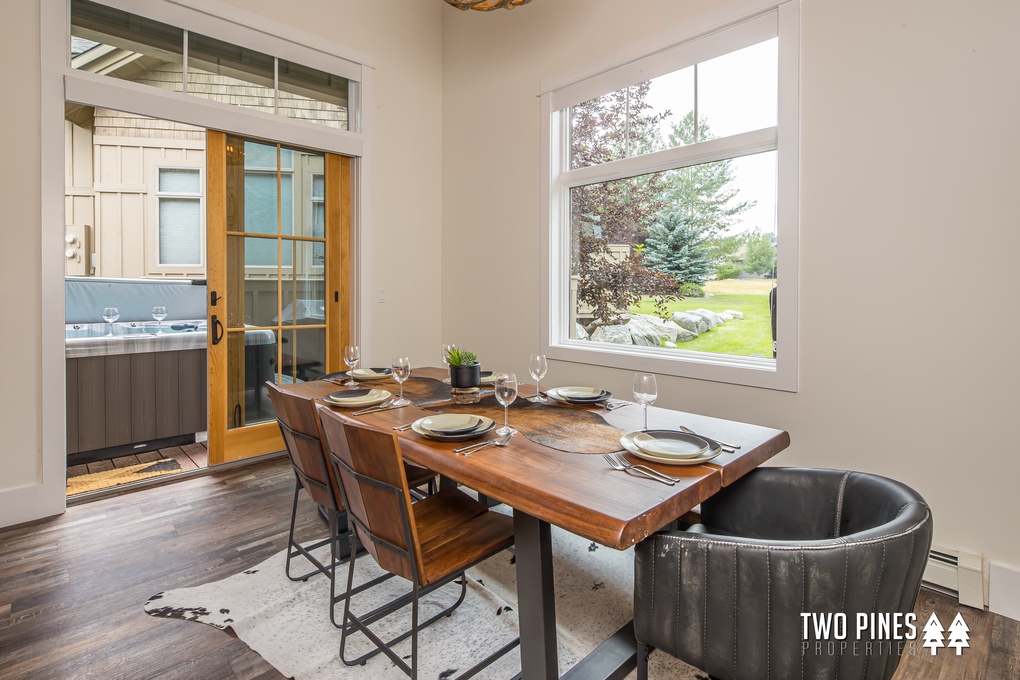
[
  {"left": 714, "top": 262, "right": 743, "bottom": 280},
  {"left": 677, "top": 281, "right": 705, "bottom": 298}
]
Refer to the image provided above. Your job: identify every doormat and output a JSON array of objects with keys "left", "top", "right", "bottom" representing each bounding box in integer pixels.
[{"left": 66, "top": 458, "right": 183, "bottom": 496}]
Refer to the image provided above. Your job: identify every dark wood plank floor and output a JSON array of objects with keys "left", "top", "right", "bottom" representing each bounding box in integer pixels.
[
  {"left": 0, "top": 458, "right": 316, "bottom": 680},
  {"left": 2, "top": 458, "right": 1017, "bottom": 679}
]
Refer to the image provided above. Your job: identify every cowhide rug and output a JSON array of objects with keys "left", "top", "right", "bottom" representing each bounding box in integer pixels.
[{"left": 145, "top": 511, "right": 704, "bottom": 679}]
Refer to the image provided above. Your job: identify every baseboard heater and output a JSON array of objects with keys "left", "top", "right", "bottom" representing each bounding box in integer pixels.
[{"left": 922, "top": 545, "right": 984, "bottom": 609}]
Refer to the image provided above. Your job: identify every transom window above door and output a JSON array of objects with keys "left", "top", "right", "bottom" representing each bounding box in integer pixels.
[{"left": 70, "top": 0, "right": 354, "bottom": 131}]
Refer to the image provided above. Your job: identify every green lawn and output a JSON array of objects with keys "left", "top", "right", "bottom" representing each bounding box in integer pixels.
[{"left": 629, "top": 292, "right": 773, "bottom": 357}]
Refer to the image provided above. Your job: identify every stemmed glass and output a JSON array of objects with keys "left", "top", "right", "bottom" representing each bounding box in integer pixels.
[
  {"left": 102, "top": 307, "right": 120, "bottom": 337},
  {"left": 633, "top": 373, "right": 658, "bottom": 430},
  {"left": 151, "top": 306, "right": 167, "bottom": 335},
  {"left": 391, "top": 356, "right": 411, "bottom": 407},
  {"left": 494, "top": 372, "right": 518, "bottom": 435},
  {"left": 528, "top": 354, "right": 548, "bottom": 402},
  {"left": 343, "top": 345, "right": 361, "bottom": 386},
  {"left": 441, "top": 343, "right": 456, "bottom": 384}
]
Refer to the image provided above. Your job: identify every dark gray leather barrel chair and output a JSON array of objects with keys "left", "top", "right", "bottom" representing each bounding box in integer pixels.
[{"left": 634, "top": 467, "right": 933, "bottom": 680}]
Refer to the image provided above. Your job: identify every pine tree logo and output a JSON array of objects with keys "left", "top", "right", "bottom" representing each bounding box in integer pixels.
[
  {"left": 921, "top": 612, "right": 945, "bottom": 655},
  {"left": 946, "top": 612, "right": 970, "bottom": 655}
]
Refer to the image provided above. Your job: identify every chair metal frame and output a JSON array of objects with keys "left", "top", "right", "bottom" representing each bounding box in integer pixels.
[
  {"left": 269, "top": 382, "right": 436, "bottom": 628},
  {"left": 325, "top": 421, "right": 520, "bottom": 680}
]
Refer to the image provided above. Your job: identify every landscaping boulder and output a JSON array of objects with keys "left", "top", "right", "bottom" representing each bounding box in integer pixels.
[
  {"left": 690, "top": 308, "right": 723, "bottom": 329},
  {"left": 674, "top": 327, "right": 697, "bottom": 343},
  {"left": 590, "top": 324, "right": 633, "bottom": 345},
  {"left": 670, "top": 311, "right": 708, "bottom": 335},
  {"left": 575, "top": 323, "right": 590, "bottom": 340},
  {"left": 624, "top": 314, "right": 684, "bottom": 346},
  {"left": 723, "top": 310, "right": 744, "bottom": 320}
]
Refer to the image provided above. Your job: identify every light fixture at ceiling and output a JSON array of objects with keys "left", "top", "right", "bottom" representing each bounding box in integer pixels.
[{"left": 444, "top": 0, "right": 533, "bottom": 10}]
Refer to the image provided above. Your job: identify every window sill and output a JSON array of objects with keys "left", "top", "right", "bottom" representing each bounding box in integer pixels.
[{"left": 545, "top": 339, "right": 796, "bottom": 392}]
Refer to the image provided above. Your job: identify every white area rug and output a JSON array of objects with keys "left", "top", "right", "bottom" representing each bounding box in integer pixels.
[{"left": 145, "top": 515, "right": 704, "bottom": 679}]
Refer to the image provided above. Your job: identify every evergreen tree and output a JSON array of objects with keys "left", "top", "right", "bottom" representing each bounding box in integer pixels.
[
  {"left": 643, "top": 211, "right": 714, "bottom": 284},
  {"left": 660, "top": 112, "right": 754, "bottom": 240}
]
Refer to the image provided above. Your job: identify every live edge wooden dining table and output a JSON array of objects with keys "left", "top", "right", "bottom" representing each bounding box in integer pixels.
[{"left": 281, "top": 367, "right": 791, "bottom": 680}]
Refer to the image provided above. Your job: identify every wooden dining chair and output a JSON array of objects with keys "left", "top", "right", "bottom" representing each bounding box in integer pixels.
[
  {"left": 266, "top": 382, "right": 436, "bottom": 627},
  {"left": 316, "top": 406, "right": 519, "bottom": 680}
]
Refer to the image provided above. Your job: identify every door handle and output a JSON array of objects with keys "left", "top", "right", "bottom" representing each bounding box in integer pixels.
[{"left": 211, "top": 315, "right": 224, "bottom": 345}]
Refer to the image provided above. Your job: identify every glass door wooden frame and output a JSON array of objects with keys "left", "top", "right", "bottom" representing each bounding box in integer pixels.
[{"left": 206, "top": 130, "right": 351, "bottom": 464}]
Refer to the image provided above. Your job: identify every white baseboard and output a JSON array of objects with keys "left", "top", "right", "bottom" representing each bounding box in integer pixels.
[{"left": 989, "top": 562, "right": 1020, "bottom": 622}]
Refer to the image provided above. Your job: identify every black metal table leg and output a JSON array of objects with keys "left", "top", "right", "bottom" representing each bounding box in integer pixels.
[{"left": 513, "top": 509, "right": 559, "bottom": 679}]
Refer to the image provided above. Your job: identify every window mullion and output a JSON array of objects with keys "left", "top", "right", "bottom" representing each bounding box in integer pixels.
[{"left": 559, "top": 126, "right": 777, "bottom": 189}]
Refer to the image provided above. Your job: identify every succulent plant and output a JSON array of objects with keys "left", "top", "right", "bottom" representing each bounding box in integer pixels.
[{"left": 445, "top": 347, "right": 479, "bottom": 366}]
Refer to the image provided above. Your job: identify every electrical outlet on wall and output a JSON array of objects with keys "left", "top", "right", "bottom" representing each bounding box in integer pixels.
[{"left": 376, "top": 288, "right": 386, "bottom": 303}]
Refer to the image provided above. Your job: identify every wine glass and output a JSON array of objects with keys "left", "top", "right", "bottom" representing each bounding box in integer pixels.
[
  {"left": 343, "top": 345, "right": 361, "bottom": 386},
  {"left": 391, "top": 356, "right": 411, "bottom": 407},
  {"left": 441, "top": 343, "right": 456, "bottom": 384},
  {"left": 151, "top": 306, "right": 167, "bottom": 335},
  {"left": 633, "top": 373, "right": 658, "bottom": 430},
  {"left": 528, "top": 354, "right": 548, "bottom": 402},
  {"left": 494, "top": 372, "right": 518, "bottom": 435},
  {"left": 102, "top": 307, "right": 120, "bottom": 337}
]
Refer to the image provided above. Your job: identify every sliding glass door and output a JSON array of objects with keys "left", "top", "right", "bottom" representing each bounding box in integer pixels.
[{"left": 206, "top": 131, "right": 351, "bottom": 463}]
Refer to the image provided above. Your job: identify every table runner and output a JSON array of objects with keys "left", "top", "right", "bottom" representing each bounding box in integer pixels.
[{"left": 438, "top": 395, "right": 626, "bottom": 454}]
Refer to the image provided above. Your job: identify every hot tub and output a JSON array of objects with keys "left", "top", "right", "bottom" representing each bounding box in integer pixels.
[{"left": 65, "top": 320, "right": 277, "bottom": 457}]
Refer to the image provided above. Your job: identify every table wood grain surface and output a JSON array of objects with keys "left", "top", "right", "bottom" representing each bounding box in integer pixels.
[{"left": 281, "top": 367, "right": 790, "bottom": 550}]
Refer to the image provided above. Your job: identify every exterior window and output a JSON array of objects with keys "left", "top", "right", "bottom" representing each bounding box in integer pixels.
[
  {"left": 156, "top": 167, "right": 202, "bottom": 266},
  {"left": 311, "top": 173, "right": 325, "bottom": 267},
  {"left": 70, "top": 0, "right": 353, "bottom": 130},
  {"left": 543, "top": 5, "right": 799, "bottom": 390}
]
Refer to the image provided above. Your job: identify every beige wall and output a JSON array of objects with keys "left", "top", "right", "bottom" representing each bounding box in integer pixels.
[
  {"left": 441, "top": 0, "right": 1020, "bottom": 576},
  {"left": 0, "top": 0, "right": 43, "bottom": 498}
]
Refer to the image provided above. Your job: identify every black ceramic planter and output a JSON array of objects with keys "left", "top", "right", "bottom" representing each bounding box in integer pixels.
[{"left": 449, "top": 364, "right": 481, "bottom": 389}]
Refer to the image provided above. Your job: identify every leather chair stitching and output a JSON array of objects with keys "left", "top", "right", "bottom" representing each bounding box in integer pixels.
[
  {"left": 837, "top": 544, "right": 849, "bottom": 680},
  {"left": 649, "top": 535, "right": 657, "bottom": 636},
  {"left": 801, "top": 551, "right": 806, "bottom": 680},
  {"left": 703, "top": 539, "right": 709, "bottom": 672},
  {"left": 833, "top": 470, "right": 852, "bottom": 537},
  {"left": 867, "top": 542, "right": 886, "bottom": 678},
  {"left": 733, "top": 542, "right": 738, "bottom": 680},
  {"left": 766, "top": 546, "right": 771, "bottom": 680}
]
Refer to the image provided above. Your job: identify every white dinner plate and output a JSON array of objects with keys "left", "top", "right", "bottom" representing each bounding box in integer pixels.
[
  {"left": 547, "top": 386, "right": 612, "bottom": 405},
  {"left": 632, "top": 431, "right": 709, "bottom": 458},
  {"left": 412, "top": 415, "right": 495, "bottom": 442},
  {"left": 419, "top": 414, "right": 485, "bottom": 436},
  {"left": 620, "top": 431, "right": 723, "bottom": 466},
  {"left": 351, "top": 368, "right": 393, "bottom": 380},
  {"left": 325, "top": 389, "right": 391, "bottom": 408},
  {"left": 479, "top": 371, "right": 496, "bottom": 385}
]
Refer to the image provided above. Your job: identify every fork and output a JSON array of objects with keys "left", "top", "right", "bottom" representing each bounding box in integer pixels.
[
  {"left": 602, "top": 453, "right": 678, "bottom": 485},
  {"left": 350, "top": 398, "right": 395, "bottom": 416},
  {"left": 454, "top": 432, "right": 514, "bottom": 455}
]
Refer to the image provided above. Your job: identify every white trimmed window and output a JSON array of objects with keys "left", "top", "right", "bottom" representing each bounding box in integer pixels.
[
  {"left": 541, "top": 2, "right": 800, "bottom": 391},
  {"left": 154, "top": 164, "right": 204, "bottom": 271}
]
